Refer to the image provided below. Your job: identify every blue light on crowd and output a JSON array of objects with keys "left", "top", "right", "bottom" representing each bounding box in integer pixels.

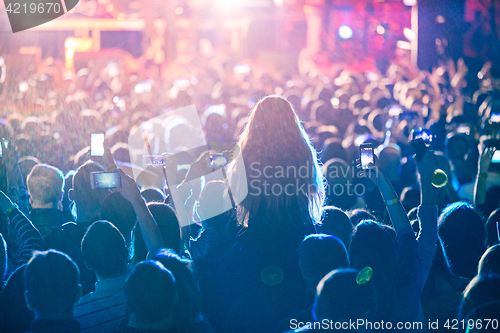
[{"left": 338, "top": 25, "right": 353, "bottom": 39}]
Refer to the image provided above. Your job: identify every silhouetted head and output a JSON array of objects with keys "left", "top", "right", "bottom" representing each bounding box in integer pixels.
[
  {"left": 349, "top": 220, "right": 397, "bottom": 317},
  {"left": 378, "top": 145, "right": 401, "bottom": 182},
  {"left": 299, "top": 234, "right": 350, "bottom": 294},
  {"left": 81, "top": 221, "right": 128, "bottom": 279},
  {"left": 322, "top": 159, "right": 357, "bottom": 211},
  {"left": 133, "top": 203, "right": 181, "bottom": 264},
  {"left": 313, "top": 268, "right": 377, "bottom": 325},
  {"left": 459, "top": 273, "right": 500, "bottom": 321},
  {"left": 438, "top": 202, "right": 486, "bottom": 279},
  {"left": 147, "top": 203, "right": 181, "bottom": 253},
  {"left": 140, "top": 188, "right": 166, "bottom": 203},
  {"left": 478, "top": 245, "right": 500, "bottom": 276},
  {"left": 100, "top": 192, "right": 137, "bottom": 243},
  {"left": 318, "top": 206, "right": 353, "bottom": 248},
  {"left": 348, "top": 209, "right": 377, "bottom": 226},
  {"left": 153, "top": 249, "right": 203, "bottom": 326},
  {"left": 485, "top": 208, "right": 500, "bottom": 248},
  {"left": 445, "top": 134, "right": 469, "bottom": 161},
  {"left": 125, "top": 260, "right": 178, "bottom": 325},
  {"left": 464, "top": 301, "right": 500, "bottom": 332},
  {"left": 197, "top": 180, "right": 234, "bottom": 229},
  {"left": 23, "top": 250, "right": 81, "bottom": 319},
  {"left": 69, "top": 161, "right": 108, "bottom": 222},
  {"left": 321, "top": 138, "right": 350, "bottom": 164}
]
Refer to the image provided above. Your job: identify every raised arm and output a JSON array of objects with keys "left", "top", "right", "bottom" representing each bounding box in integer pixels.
[
  {"left": 0, "top": 190, "right": 44, "bottom": 270},
  {"left": 113, "top": 169, "right": 164, "bottom": 257},
  {"left": 365, "top": 161, "right": 412, "bottom": 234},
  {"left": 1, "top": 138, "right": 30, "bottom": 215},
  {"left": 474, "top": 146, "right": 495, "bottom": 207},
  {"left": 415, "top": 151, "right": 439, "bottom": 282}
]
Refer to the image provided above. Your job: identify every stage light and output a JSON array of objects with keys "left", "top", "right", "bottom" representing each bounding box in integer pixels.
[
  {"left": 377, "top": 25, "right": 385, "bottom": 35},
  {"left": 174, "top": 7, "right": 184, "bottom": 15},
  {"left": 338, "top": 25, "right": 353, "bottom": 40},
  {"left": 403, "top": 28, "right": 415, "bottom": 40},
  {"left": 403, "top": 0, "right": 417, "bottom": 6},
  {"left": 436, "top": 15, "right": 445, "bottom": 24},
  {"left": 274, "top": 0, "right": 283, "bottom": 7},
  {"left": 396, "top": 41, "right": 411, "bottom": 50}
]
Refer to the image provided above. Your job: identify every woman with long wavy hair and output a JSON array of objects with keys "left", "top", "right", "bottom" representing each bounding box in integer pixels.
[
  {"left": 231, "top": 94, "right": 324, "bottom": 235},
  {"left": 207, "top": 96, "right": 325, "bottom": 333}
]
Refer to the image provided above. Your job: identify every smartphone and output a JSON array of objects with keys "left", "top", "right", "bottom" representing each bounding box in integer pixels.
[
  {"left": 143, "top": 155, "right": 164, "bottom": 168},
  {"left": 456, "top": 124, "right": 470, "bottom": 135},
  {"left": 492, "top": 151, "right": 500, "bottom": 163},
  {"left": 0, "top": 140, "right": 8, "bottom": 157},
  {"left": 90, "top": 133, "right": 105, "bottom": 157},
  {"left": 491, "top": 112, "right": 500, "bottom": 123},
  {"left": 233, "top": 64, "right": 251, "bottom": 75},
  {"left": 360, "top": 143, "right": 374, "bottom": 170},
  {"left": 412, "top": 129, "right": 433, "bottom": 145},
  {"left": 173, "top": 78, "right": 190, "bottom": 88},
  {"left": 90, "top": 171, "right": 122, "bottom": 189},
  {"left": 208, "top": 153, "right": 229, "bottom": 168},
  {"left": 410, "top": 129, "right": 432, "bottom": 161},
  {"left": 388, "top": 105, "right": 402, "bottom": 117},
  {"left": 134, "top": 81, "right": 152, "bottom": 94}
]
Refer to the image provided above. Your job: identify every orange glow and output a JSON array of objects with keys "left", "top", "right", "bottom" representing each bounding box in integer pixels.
[{"left": 65, "top": 38, "right": 94, "bottom": 69}]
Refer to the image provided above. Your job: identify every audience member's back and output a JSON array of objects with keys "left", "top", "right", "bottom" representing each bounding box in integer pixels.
[
  {"left": 44, "top": 161, "right": 108, "bottom": 295},
  {"left": 153, "top": 249, "right": 214, "bottom": 333},
  {"left": 99, "top": 192, "right": 137, "bottom": 245},
  {"left": 298, "top": 234, "right": 350, "bottom": 294},
  {"left": 312, "top": 269, "right": 378, "bottom": 332},
  {"left": 317, "top": 207, "right": 353, "bottom": 248},
  {"left": 116, "top": 260, "right": 178, "bottom": 333},
  {"left": 23, "top": 250, "right": 82, "bottom": 333},
  {"left": 132, "top": 202, "right": 181, "bottom": 265},
  {"left": 458, "top": 273, "right": 500, "bottom": 324},
  {"left": 349, "top": 220, "right": 397, "bottom": 321},
  {"left": 275, "top": 234, "right": 350, "bottom": 332},
  {"left": 26, "top": 164, "right": 70, "bottom": 237},
  {"left": 75, "top": 221, "right": 129, "bottom": 333},
  {"left": 438, "top": 202, "right": 486, "bottom": 279},
  {"left": 478, "top": 244, "right": 500, "bottom": 276}
]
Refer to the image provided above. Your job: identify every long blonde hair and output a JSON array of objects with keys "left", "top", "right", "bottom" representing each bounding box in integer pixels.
[{"left": 232, "top": 95, "right": 324, "bottom": 228}]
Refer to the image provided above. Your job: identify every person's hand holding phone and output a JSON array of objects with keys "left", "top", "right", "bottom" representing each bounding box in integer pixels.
[
  {"left": 112, "top": 168, "right": 163, "bottom": 256},
  {"left": 112, "top": 168, "right": 142, "bottom": 204},
  {"left": 96, "top": 146, "right": 117, "bottom": 172},
  {"left": 475, "top": 147, "right": 496, "bottom": 206},
  {"left": 357, "top": 144, "right": 411, "bottom": 233},
  {"left": 478, "top": 147, "right": 496, "bottom": 175}
]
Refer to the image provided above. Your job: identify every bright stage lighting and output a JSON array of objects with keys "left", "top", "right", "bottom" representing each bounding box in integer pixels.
[
  {"left": 338, "top": 25, "right": 353, "bottom": 40},
  {"left": 403, "top": 0, "right": 417, "bottom": 6},
  {"left": 403, "top": 28, "right": 415, "bottom": 40}
]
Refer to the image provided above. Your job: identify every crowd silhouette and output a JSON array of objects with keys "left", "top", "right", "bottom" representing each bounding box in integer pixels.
[{"left": 1, "top": 51, "right": 500, "bottom": 333}]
